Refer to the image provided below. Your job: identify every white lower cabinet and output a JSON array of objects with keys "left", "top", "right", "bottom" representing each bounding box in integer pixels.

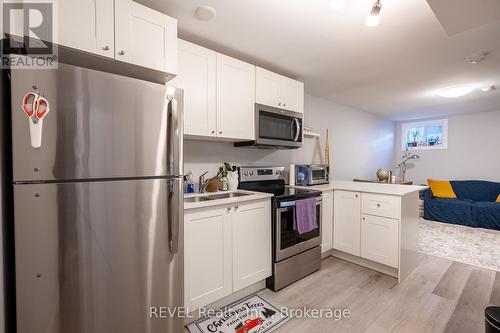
[
  {"left": 184, "top": 199, "right": 271, "bottom": 310},
  {"left": 232, "top": 201, "right": 272, "bottom": 291},
  {"left": 333, "top": 190, "right": 401, "bottom": 268},
  {"left": 360, "top": 214, "right": 399, "bottom": 268},
  {"left": 184, "top": 206, "right": 232, "bottom": 310},
  {"left": 333, "top": 190, "right": 361, "bottom": 256},
  {"left": 321, "top": 190, "right": 334, "bottom": 253}
]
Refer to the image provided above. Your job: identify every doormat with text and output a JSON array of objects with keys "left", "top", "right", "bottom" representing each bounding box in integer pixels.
[{"left": 187, "top": 294, "right": 290, "bottom": 333}]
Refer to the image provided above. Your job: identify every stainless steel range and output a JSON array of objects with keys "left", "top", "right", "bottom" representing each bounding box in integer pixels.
[{"left": 238, "top": 166, "right": 322, "bottom": 291}]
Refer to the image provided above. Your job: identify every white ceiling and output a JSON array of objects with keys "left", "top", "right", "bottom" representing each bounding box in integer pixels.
[{"left": 138, "top": 0, "right": 500, "bottom": 121}]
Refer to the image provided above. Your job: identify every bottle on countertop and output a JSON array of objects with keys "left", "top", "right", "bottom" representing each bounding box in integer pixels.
[
  {"left": 186, "top": 171, "right": 195, "bottom": 193},
  {"left": 221, "top": 170, "right": 228, "bottom": 191}
]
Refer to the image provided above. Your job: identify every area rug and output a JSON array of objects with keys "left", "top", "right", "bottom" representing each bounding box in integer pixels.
[
  {"left": 418, "top": 219, "right": 500, "bottom": 272},
  {"left": 187, "top": 294, "right": 290, "bottom": 333}
]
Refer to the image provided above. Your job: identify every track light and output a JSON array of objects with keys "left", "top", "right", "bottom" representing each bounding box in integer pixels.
[{"left": 366, "top": 0, "right": 382, "bottom": 27}]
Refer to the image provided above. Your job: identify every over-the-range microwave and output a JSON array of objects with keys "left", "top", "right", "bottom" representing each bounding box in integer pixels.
[{"left": 234, "top": 104, "right": 303, "bottom": 149}]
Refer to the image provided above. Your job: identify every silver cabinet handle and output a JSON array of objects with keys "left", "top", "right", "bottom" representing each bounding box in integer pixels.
[
  {"left": 103, "top": 46, "right": 110, "bottom": 51},
  {"left": 118, "top": 50, "right": 126, "bottom": 55}
]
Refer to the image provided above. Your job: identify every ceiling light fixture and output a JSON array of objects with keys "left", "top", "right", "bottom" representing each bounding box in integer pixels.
[
  {"left": 329, "top": 0, "right": 345, "bottom": 11},
  {"left": 437, "top": 84, "right": 475, "bottom": 98},
  {"left": 195, "top": 5, "right": 216, "bottom": 21},
  {"left": 466, "top": 51, "right": 489, "bottom": 64},
  {"left": 481, "top": 85, "right": 496, "bottom": 92},
  {"left": 365, "top": 0, "right": 382, "bottom": 27}
]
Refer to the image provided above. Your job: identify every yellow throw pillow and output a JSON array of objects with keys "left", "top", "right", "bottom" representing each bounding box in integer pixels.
[
  {"left": 497, "top": 194, "right": 500, "bottom": 203},
  {"left": 427, "top": 179, "right": 457, "bottom": 199}
]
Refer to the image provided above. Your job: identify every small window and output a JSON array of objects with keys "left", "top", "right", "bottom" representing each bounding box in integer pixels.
[{"left": 402, "top": 119, "right": 448, "bottom": 150}]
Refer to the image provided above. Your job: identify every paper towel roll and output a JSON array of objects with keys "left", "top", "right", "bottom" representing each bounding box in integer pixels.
[{"left": 289, "top": 164, "right": 295, "bottom": 186}]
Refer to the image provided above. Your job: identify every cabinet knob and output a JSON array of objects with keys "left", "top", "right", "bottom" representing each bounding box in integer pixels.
[
  {"left": 118, "top": 50, "right": 126, "bottom": 55},
  {"left": 377, "top": 203, "right": 381, "bottom": 207},
  {"left": 278, "top": 103, "right": 282, "bottom": 106},
  {"left": 355, "top": 194, "right": 358, "bottom": 198},
  {"left": 234, "top": 206, "right": 239, "bottom": 210},
  {"left": 283, "top": 103, "right": 286, "bottom": 106},
  {"left": 226, "top": 207, "right": 231, "bottom": 212},
  {"left": 103, "top": 45, "right": 110, "bottom": 51},
  {"left": 219, "top": 131, "right": 222, "bottom": 134},
  {"left": 211, "top": 130, "right": 215, "bottom": 134},
  {"left": 362, "top": 217, "right": 366, "bottom": 221}
]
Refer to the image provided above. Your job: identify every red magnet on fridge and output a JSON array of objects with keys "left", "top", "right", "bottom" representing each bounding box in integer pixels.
[{"left": 21, "top": 89, "right": 50, "bottom": 148}]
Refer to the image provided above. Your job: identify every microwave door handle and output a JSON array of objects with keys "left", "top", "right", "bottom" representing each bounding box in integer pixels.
[{"left": 293, "top": 118, "right": 301, "bottom": 142}]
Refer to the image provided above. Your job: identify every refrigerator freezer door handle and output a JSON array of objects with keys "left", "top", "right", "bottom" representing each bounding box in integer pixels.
[
  {"left": 168, "top": 178, "right": 182, "bottom": 253},
  {"left": 167, "top": 91, "right": 183, "bottom": 177}
]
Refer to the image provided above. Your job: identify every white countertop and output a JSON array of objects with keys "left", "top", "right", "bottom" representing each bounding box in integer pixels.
[
  {"left": 184, "top": 190, "right": 273, "bottom": 210},
  {"left": 291, "top": 180, "right": 427, "bottom": 196}
]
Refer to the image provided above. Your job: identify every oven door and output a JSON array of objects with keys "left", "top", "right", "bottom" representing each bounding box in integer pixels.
[
  {"left": 256, "top": 104, "right": 303, "bottom": 148},
  {"left": 275, "top": 197, "right": 322, "bottom": 262}
]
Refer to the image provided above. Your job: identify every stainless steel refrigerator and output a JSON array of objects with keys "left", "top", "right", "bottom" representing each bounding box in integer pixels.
[{"left": 9, "top": 63, "right": 184, "bottom": 333}]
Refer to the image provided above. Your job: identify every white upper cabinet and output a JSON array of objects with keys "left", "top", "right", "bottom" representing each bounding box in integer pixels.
[
  {"left": 255, "top": 67, "right": 281, "bottom": 108},
  {"left": 216, "top": 54, "right": 256, "bottom": 140},
  {"left": 115, "top": 0, "right": 177, "bottom": 74},
  {"left": 279, "top": 76, "right": 304, "bottom": 113},
  {"left": 171, "top": 40, "right": 217, "bottom": 137},
  {"left": 58, "top": 0, "right": 115, "bottom": 58},
  {"left": 256, "top": 67, "right": 304, "bottom": 113}
]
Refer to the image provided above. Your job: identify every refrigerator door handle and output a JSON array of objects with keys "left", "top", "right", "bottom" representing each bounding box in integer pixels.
[
  {"left": 167, "top": 91, "right": 183, "bottom": 177},
  {"left": 168, "top": 178, "right": 182, "bottom": 254}
]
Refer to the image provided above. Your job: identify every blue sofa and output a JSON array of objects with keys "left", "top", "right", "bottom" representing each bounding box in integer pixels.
[{"left": 423, "top": 180, "right": 500, "bottom": 230}]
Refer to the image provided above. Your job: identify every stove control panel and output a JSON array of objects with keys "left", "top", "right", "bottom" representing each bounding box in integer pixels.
[{"left": 239, "top": 166, "right": 286, "bottom": 182}]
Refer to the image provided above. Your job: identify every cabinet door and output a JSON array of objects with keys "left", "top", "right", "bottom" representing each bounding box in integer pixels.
[
  {"left": 115, "top": 0, "right": 177, "bottom": 73},
  {"left": 171, "top": 40, "right": 216, "bottom": 137},
  {"left": 361, "top": 214, "right": 399, "bottom": 268},
  {"left": 333, "top": 190, "right": 361, "bottom": 256},
  {"left": 232, "top": 200, "right": 272, "bottom": 291},
  {"left": 216, "top": 54, "right": 256, "bottom": 140},
  {"left": 184, "top": 207, "right": 232, "bottom": 310},
  {"left": 256, "top": 67, "right": 281, "bottom": 108},
  {"left": 279, "top": 76, "right": 304, "bottom": 113},
  {"left": 58, "top": 0, "right": 114, "bottom": 58},
  {"left": 321, "top": 190, "right": 334, "bottom": 254}
]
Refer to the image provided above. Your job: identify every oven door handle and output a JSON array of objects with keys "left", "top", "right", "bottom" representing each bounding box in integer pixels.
[{"left": 293, "top": 118, "right": 301, "bottom": 142}]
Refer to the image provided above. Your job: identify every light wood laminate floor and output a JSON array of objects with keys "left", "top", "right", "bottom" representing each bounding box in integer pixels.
[{"left": 259, "top": 254, "right": 499, "bottom": 333}]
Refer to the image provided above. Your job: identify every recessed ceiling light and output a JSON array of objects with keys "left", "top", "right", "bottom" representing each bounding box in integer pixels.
[
  {"left": 481, "top": 85, "right": 496, "bottom": 92},
  {"left": 366, "top": 0, "right": 382, "bottom": 27},
  {"left": 466, "top": 51, "right": 489, "bottom": 64},
  {"left": 329, "top": 0, "right": 345, "bottom": 11},
  {"left": 195, "top": 5, "right": 216, "bottom": 21},
  {"left": 437, "top": 85, "right": 475, "bottom": 98}
]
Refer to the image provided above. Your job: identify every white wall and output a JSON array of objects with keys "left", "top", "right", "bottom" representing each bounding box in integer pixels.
[
  {"left": 394, "top": 109, "right": 500, "bottom": 184},
  {"left": 184, "top": 94, "right": 396, "bottom": 185}
]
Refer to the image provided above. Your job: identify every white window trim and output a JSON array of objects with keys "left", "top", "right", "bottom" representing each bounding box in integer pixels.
[{"left": 401, "top": 118, "right": 448, "bottom": 151}]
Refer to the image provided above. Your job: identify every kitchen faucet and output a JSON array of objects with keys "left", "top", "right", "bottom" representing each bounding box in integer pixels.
[{"left": 199, "top": 171, "right": 209, "bottom": 193}]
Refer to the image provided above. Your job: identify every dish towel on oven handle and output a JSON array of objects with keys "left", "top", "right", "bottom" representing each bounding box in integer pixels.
[{"left": 294, "top": 197, "right": 318, "bottom": 234}]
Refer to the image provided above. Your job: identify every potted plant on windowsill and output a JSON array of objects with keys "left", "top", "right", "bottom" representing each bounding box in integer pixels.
[
  {"left": 427, "top": 136, "right": 439, "bottom": 146},
  {"left": 410, "top": 130, "right": 420, "bottom": 147}
]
